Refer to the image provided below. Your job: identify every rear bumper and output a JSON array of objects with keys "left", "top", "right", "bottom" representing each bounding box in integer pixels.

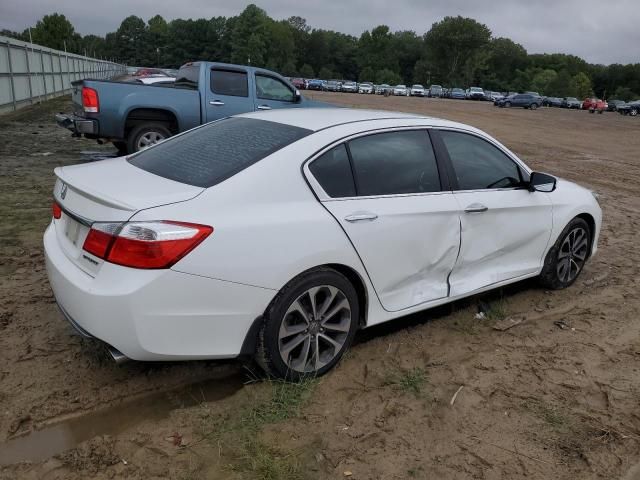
[
  {"left": 55, "top": 113, "right": 98, "bottom": 136},
  {"left": 44, "top": 223, "right": 276, "bottom": 361}
]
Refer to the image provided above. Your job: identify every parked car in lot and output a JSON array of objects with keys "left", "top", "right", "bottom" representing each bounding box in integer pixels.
[
  {"left": 582, "top": 98, "right": 603, "bottom": 110},
  {"left": 618, "top": 100, "right": 640, "bottom": 116},
  {"left": 467, "top": 87, "right": 485, "bottom": 100},
  {"left": 562, "top": 97, "right": 581, "bottom": 109},
  {"left": 543, "top": 97, "right": 563, "bottom": 107},
  {"left": 324, "top": 80, "right": 341, "bottom": 92},
  {"left": 290, "top": 78, "right": 306, "bottom": 90},
  {"left": 341, "top": 81, "right": 358, "bottom": 93},
  {"left": 495, "top": 93, "right": 542, "bottom": 109},
  {"left": 55, "top": 62, "right": 325, "bottom": 154},
  {"left": 587, "top": 99, "right": 607, "bottom": 113},
  {"left": 393, "top": 85, "right": 408, "bottom": 96},
  {"left": 450, "top": 88, "right": 466, "bottom": 99},
  {"left": 46, "top": 108, "right": 601, "bottom": 379},
  {"left": 375, "top": 84, "right": 392, "bottom": 95},
  {"left": 358, "top": 82, "right": 374, "bottom": 94},
  {"left": 429, "top": 85, "right": 443, "bottom": 97},
  {"left": 307, "top": 79, "right": 324, "bottom": 91},
  {"left": 607, "top": 99, "right": 625, "bottom": 112},
  {"left": 410, "top": 84, "right": 426, "bottom": 96}
]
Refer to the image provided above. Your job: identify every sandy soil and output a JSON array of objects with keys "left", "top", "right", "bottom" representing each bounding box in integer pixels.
[{"left": 0, "top": 93, "right": 639, "bottom": 479}]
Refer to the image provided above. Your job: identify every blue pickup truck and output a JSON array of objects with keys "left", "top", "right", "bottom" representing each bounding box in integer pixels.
[{"left": 56, "top": 62, "right": 327, "bottom": 153}]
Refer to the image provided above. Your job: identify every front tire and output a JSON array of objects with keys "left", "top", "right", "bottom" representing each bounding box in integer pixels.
[
  {"left": 256, "top": 268, "right": 359, "bottom": 380},
  {"left": 539, "top": 218, "right": 591, "bottom": 289}
]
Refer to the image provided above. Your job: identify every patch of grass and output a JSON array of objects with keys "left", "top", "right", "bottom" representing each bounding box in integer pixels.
[
  {"left": 199, "top": 377, "right": 317, "bottom": 480},
  {"left": 233, "top": 437, "right": 304, "bottom": 480},
  {"left": 407, "top": 465, "right": 424, "bottom": 477},
  {"left": 525, "top": 400, "right": 572, "bottom": 432},
  {"left": 385, "top": 367, "right": 427, "bottom": 397},
  {"left": 483, "top": 300, "right": 508, "bottom": 321}
]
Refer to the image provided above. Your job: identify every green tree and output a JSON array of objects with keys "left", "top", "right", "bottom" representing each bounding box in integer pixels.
[
  {"left": 359, "top": 66, "right": 375, "bottom": 82},
  {"left": 613, "top": 86, "right": 636, "bottom": 101},
  {"left": 424, "top": 16, "right": 491, "bottom": 85},
  {"left": 115, "top": 16, "right": 147, "bottom": 65},
  {"left": 318, "top": 66, "right": 333, "bottom": 79},
  {"left": 229, "top": 4, "right": 269, "bottom": 65},
  {"left": 530, "top": 69, "right": 558, "bottom": 95},
  {"left": 482, "top": 37, "right": 528, "bottom": 90},
  {"left": 547, "top": 69, "right": 573, "bottom": 97},
  {"left": 299, "top": 64, "right": 314, "bottom": 78},
  {"left": 375, "top": 68, "right": 402, "bottom": 85},
  {"left": 29, "top": 13, "right": 76, "bottom": 51},
  {"left": 572, "top": 72, "right": 592, "bottom": 99},
  {"left": 146, "top": 15, "right": 169, "bottom": 66}
]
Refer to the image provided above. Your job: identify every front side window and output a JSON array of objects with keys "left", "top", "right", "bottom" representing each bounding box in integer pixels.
[
  {"left": 211, "top": 69, "right": 248, "bottom": 97},
  {"left": 309, "top": 144, "right": 356, "bottom": 198},
  {"left": 439, "top": 131, "right": 523, "bottom": 190},
  {"left": 256, "top": 75, "right": 294, "bottom": 102},
  {"left": 348, "top": 130, "right": 441, "bottom": 196}
]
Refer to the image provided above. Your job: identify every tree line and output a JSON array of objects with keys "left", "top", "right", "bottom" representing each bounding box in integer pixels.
[{"left": 3, "top": 6, "right": 639, "bottom": 100}]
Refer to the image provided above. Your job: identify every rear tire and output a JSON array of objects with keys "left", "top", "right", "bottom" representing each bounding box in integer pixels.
[
  {"left": 505, "top": 101, "right": 511, "bottom": 108},
  {"left": 539, "top": 218, "right": 591, "bottom": 290},
  {"left": 127, "top": 123, "right": 172, "bottom": 153},
  {"left": 530, "top": 103, "right": 538, "bottom": 110},
  {"left": 255, "top": 268, "right": 359, "bottom": 381}
]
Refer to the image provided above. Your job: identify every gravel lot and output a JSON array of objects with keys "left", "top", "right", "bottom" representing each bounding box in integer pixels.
[{"left": 1, "top": 93, "right": 639, "bottom": 479}]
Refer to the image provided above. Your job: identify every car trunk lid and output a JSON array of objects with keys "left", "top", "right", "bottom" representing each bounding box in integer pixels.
[{"left": 53, "top": 158, "right": 204, "bottom": 276}]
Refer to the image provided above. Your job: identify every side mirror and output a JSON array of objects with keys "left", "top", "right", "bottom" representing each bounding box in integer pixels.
[
  {"left": 529, "top": 171, "right": 557, "bottom": 192},
  {"left": 294, "top": 90, "right": 302, "bottom": 103}
]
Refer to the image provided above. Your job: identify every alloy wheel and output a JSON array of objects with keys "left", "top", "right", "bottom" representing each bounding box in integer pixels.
[
  {"left": 137, "top": 131, "right": 166, "bottom": 150},
  {"left": 556, "top": 227, "right": 588, "bottom": 283},
  {"left": 278, "top": 285, "right": 351, "bottom": 373}
]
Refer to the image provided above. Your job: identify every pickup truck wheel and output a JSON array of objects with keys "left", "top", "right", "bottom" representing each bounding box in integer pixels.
[{"left": 127, "top": 123, "right": 172, "bottom": 153}]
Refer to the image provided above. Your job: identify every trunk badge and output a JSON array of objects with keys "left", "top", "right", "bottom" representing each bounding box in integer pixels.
[{"left": 60, "top": 183, "right": 68, "bottom": 199}]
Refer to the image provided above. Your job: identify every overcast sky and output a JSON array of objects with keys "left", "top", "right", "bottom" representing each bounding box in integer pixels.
[{"left": 1, "top": 0, "right": 639, "bottom": 64}]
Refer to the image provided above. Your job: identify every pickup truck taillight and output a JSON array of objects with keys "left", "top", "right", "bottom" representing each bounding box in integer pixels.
[
  {"left": 81, "top": 87, "right": 99, "bottom": 113},
  {"left": 82, "top": 221, "right": 213, "bottom": 269}
]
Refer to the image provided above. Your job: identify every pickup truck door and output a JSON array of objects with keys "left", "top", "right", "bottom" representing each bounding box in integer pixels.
[
  {"left": 253, "top": 73, "right": 302, "bottom": 112},
  {"left": 205, "top": 67, "right": 255, "bottom": 122}
]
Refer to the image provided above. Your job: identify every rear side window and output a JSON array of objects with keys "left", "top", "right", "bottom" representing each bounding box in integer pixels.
[
  {"left": 309, "top": 144, "right": 356, "bottom": 198},
  {"left": 129, "top": 118, "right": 311, "bottom": 188},
  {"left": 439, "top": 131, "right": 523, "bottom": 190},
  {"left": 348, "top": 130, "right": 441, "bottom": 196},
  {"left": 211, "top": 69, "right": 248, "bottom": 97}
]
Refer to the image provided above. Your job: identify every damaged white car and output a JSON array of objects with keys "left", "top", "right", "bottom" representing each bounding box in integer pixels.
[{"left": 45, "top": 108, "right": 602, "bottom": 379}]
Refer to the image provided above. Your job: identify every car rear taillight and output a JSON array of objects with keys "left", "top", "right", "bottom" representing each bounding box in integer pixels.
[
  {"left": 81, "top": 221, "right": 212, "bottom": 269},
  {"left": 52, "top": 201, "right": 62, "bottom": 219},
  {"left": 81, "top": 87, "right": 99, "bottom": 113}
]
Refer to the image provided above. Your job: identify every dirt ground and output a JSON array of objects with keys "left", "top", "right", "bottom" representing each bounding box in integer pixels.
[{"left": 1, "top": 93, "right": 639, "bottom": 480}]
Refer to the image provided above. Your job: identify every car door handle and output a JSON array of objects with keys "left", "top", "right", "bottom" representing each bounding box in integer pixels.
[
  {"left": 209, "top": 100, "right": 225, "bottom": 106},
  {"left": 344, "top": 213, "right": 378, "bottom": 222},
  {"left": 464, "top": 203, "right": 488, "bottom": 213},
  {"left": 257, "top": 105, "right": 272, "bottom": 110}
]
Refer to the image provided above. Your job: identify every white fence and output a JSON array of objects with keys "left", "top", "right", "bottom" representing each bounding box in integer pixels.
[{"left": 0, "top": 35, "right": 126, "bottom": 114}]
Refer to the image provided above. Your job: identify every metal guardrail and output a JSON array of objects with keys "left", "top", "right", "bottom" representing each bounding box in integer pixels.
[{"left": 0, "top": 35, "right": 126, "bottom": 114}]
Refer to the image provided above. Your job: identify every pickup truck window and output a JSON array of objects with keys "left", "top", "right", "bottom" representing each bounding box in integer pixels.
[
  {"left": 256, "top": 75, "right": 294, "bottom": 102},
  {"left": 211, "top": 69, "right": 248, "bottom": 97},
  {"left": 128, "top": 118, "right": 311, "bottom": 188}
]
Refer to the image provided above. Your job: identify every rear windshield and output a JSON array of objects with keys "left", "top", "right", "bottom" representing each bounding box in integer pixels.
[{"left": 129, "top": 118, "right": 311, "bottom": 188}]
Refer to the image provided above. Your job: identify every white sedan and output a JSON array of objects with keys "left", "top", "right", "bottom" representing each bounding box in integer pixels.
[{"left": 45, "top": 109, "right": 601, "bottom": 379}]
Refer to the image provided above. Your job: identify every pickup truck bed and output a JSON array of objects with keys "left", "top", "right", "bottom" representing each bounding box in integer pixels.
[{"left": 57, "top": 61, "right": 327, "bottom": 153}]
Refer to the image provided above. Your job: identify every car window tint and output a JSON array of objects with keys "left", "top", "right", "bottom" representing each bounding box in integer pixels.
[
  {"left": 309, "top": 144, "right": 356, "bottom": 198},
  {"left": 129, "top": 118, "right": 311, "bottom": 188},
  {"left": 348, "top": 130, "right": 441, "bottom": 196},
  {"left": 256, "top": 75, "right": 294, "bottom": 102},
  {"left": 211, "top": 69, "right": 248, "bottom": 97},
  {"left": 439, "top": 131, "right": 523, "bottom": 190}
]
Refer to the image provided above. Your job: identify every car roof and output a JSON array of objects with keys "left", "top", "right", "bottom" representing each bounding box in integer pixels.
[{"left": 238, "top": 108, "right": 473, "bottom": 133}]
